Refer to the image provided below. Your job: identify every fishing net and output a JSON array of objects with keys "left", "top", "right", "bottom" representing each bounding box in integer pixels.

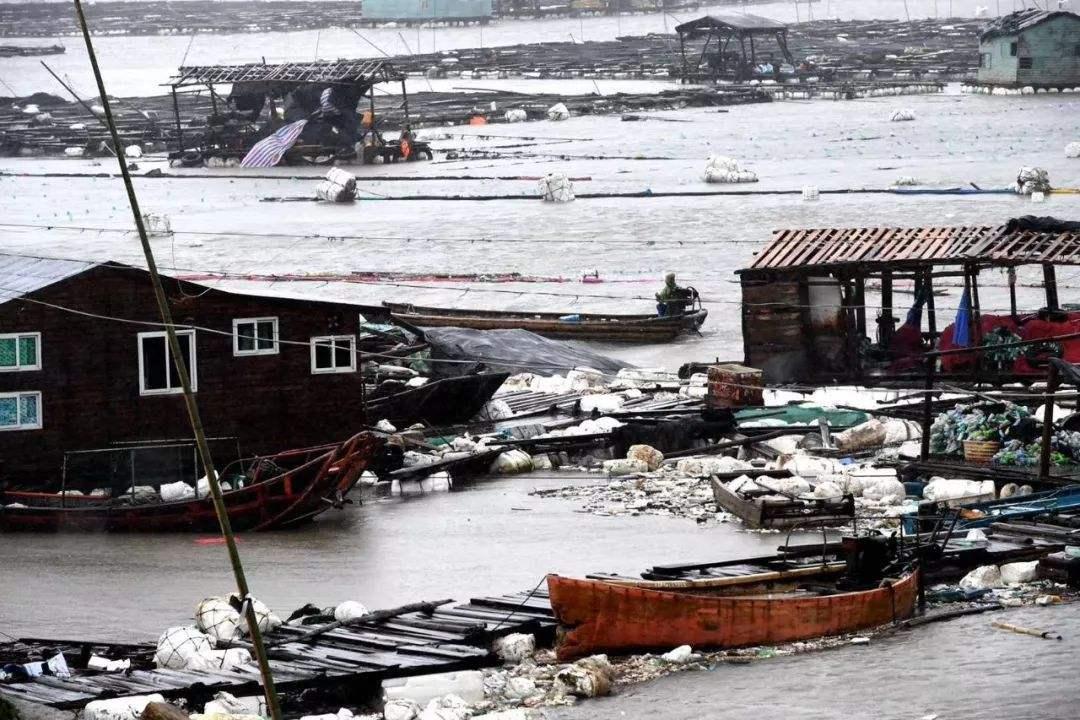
[
  {"left": 155, "top": 626, "right": 213, "bottom": 669},
  {"left": 195, "top": 597, "right": 243, "bottom": 645}
]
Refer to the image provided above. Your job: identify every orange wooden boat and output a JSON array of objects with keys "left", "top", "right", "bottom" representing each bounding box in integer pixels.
[{"left": 547, "top": 564, "right": 919, "bottom": 660}]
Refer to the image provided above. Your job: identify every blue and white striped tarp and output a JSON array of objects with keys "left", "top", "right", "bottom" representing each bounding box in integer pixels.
[{"left": 240, "top": 119, "right": 308, "bottom": 168}]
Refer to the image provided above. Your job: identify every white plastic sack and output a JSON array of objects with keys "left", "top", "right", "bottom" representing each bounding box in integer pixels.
[
  {"left": 316, "top": 179, "right": 354, "bottom": 203},
  {"left": 202, "top": 692, "right": 266, "bottom": 718},
  {"left": 420, "top": 695, "right": 471, "bottom": 720},
  {"left": 661, "top": 645, "right": 693, "bottom": 664},
  {"left": 861, "top": 477, "right": 906, "bottom": 505},
  {"left": 502, "top": 676, "right": 537, "bottom": 700},
  {"left": 603, "top": 458, "right": 649, "bottom": 476},
  {"left": 555, "top": 655, "right": 613, "bottom": 698},
  {"left": 726, "top": 475, "right": 763, "bottom": 494},
  {"left": 539, "top": 172, "right": 575, "bottom": 202},
  {"left": 546, "top": 102, "right": 571, "bottom": 121},
  {"left": 195, "top": 597, "right": 243, "bottom": 645},
  {"left": 492, "top": 633, "right": 535, "bottom": 663},
  {"left": 1067, "top": 142, "right": 1080, "bottom": 159},
  {"left": 627, "top": 445, "right": 663, "bottom": 471},
  {"left": 703, "top": 155, "right": 758, "bottom": 184},
  {"left": 160, "top": 481, "right": 196, "bottom": 503},
  {"left": 675, "top": 456, "right": 750, "bottom": 477},
  {"left": 186, "top": 648, "right": 252, "bottom": 671},
  {"left": 124, "top": 145, "right": 143, "bottom": 158},
  {"left": 376, "top": 419, "right": 397, "bottom": 433},
  {"left": 504, "top": 109, "right": 527, "bottom": 123},
  {"left": 889, "top": 108, "right": 916, "bottom": 121},
  {"left": 923, "top": 478, "right": 995, "bottom": 504},
  {"left": 229, "top": 594, "right": 281, "bottom": 636},
  {"left": 490, "top": 449, "right": 533, "bottom": 475},
  {"left": 480, "top": 399, "right": 514, "bottom": 421},
  {"left": 384, "top": 700, "right": 421, "bottom": 720},
  {"left": 1000, "top": 560, "right": 1039, "bottom": 585},
  {"left": 155, "top": 626, "right": 213, "bottom": 669},
  {"left": 334, "top": 600, "right": 369, "bottom": 622},
  {"left": 579, "top": 394, "right": 622, "bottom": 413},
  {"left": 834, "top": 419, "right": 887, "bottom": 451},
  {"left": 84, "top": 695, "right": 165, "bottom": 720},
  {"left": 883, "top": 419, "right": 921, "bottom": 444},
  {"left": 959, "top": 564, "right": 1002, "bottom": 590},
  {"left": 812, "top": 480, "right": 843, "bottom": 499}
]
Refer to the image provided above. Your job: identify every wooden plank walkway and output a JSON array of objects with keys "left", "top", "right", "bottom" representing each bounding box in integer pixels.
[{"left": 0, "top": 589, "right": 557, "bottom": 711}]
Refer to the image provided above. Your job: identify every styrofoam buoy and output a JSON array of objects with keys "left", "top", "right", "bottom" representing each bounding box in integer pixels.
[
  {"left": 802, "top": 185, "right": 820, "bottom": 201},
  {"left": 1032, "top": 191, "right": 1046, "bottom": 203}
]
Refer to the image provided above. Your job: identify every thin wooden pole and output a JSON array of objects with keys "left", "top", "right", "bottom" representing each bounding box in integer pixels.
[
  {"left": 1044, "top": 263, "right": 1059, "bottom": 310},
  {"left": 920, "top": 358, "right": 935, "bottom": 461},
  {"left": 70, "top": 3, "right": 282, "bottom": 719},
  {"left": 1038, "top": 362, "right": 1059, "bottom": 482}
]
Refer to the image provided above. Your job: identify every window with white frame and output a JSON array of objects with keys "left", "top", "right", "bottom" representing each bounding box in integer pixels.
[
  {"left": 233, "top": 317, "right": 279, "bottom": 356},
  {"left": 0, "top": 332, "right": 41, "bottom": 372},
  {"left": 0, "top": 391, "right": 42, "bottom": 430},
  {"left": 310, "top": 335, "right": 356, "bottom": 374},
  {"left": 138, "top": 330, "right": 197, "bottom": 395}
]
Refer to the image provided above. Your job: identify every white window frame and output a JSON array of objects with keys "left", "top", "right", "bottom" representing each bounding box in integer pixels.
[
  {"left": 0, "top": 332, "right": 42, "bottom": 372},
  {"left": 310, "top": 335, "right": 357, "bottom": 375},
  {"left": 137, "top": 329, "right": 197, "bottom": 396},
  {"left": 0, "top": 391, "right": 42, "bottom": 431},
  {"left": 233, "top": 317, "right": 279, "bottom": 357}
]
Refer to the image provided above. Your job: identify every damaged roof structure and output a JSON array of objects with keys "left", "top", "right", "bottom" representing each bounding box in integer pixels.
[
  {"left": 737, "top": 220, "right": 1080, "bottom": 385},
  {"left": 674, "top": 13, "right": 794, "bottom": 83}
]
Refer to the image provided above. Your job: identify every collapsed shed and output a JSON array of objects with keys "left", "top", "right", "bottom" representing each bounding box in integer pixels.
[
  {"left": 737, "top": 219, "right": 1080, "bottom": 384},
  {"left": 166, "top": 60, "right": 421, "bottom": 164},
  {"left": 675, "top": 14, "right": 795, "bottom": 83}
]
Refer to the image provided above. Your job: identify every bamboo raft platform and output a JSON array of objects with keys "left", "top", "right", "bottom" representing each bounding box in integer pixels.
[{"left": 0, "top": 592, "right": 557, "bottom": 710}]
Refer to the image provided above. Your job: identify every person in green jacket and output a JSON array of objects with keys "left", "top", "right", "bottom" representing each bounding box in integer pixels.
[{"left": 655, "top": 272, "right": 690, "bottom": 316}]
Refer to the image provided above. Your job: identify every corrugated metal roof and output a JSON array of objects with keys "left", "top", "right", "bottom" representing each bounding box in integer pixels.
[
  {"left": 0, "top": 255, "right": 99, "bottom": 304},
  {"left": 741, "top": 225, "right": 1080, "bottom": 273},
  {"left": 170, "top": 60, "right": 402, "bottom": 88},
  {"left": 675, "top": 13, "right": 788, "bottom": 36},
  {"left": 979, "top": 9, "right": 1080, "bottom": 41}
]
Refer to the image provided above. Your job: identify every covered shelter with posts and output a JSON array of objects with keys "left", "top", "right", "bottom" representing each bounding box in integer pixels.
[
  {"left": 166, "top": 59, "right": 429, "bottom": 165},
  {"left": 737, "top": 219, "right": 1080, "bottom": 385},
  {"left": 674, "top": 14, "right": 794, "bottom": 83}
]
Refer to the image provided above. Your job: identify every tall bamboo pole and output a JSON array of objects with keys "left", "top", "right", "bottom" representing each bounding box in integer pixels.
[{"left": 70, "top": 3, "right": 282, "bottom": 718}]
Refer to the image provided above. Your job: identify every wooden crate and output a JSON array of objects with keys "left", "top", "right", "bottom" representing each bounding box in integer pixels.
[{"left": 707, "top": 363, "right": 763, "bottom": 408}]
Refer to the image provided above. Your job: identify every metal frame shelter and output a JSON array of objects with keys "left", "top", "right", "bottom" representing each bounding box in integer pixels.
[
  {"left": 165, "top": 59, "right": 409, "bottom": 160},
  {"left": 736, "top": 222, "right": 1080, "bottom": 385},
  {"left": 674, "top": 14, "right": 794, "bottom": 83}
]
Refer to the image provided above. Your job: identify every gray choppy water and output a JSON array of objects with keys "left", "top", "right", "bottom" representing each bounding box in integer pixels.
[{"left": 550, "top": 603, "right": 1080, "bottom": 720}]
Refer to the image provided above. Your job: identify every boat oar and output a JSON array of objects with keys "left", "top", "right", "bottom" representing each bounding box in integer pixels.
[{"left": 991, "top": 621, "right": 1063, "bottom": 640}]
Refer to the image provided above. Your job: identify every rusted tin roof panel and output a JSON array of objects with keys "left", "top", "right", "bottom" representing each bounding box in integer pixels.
[{"left": 743, "top": 225, "right": 1080, "bottom": 273}]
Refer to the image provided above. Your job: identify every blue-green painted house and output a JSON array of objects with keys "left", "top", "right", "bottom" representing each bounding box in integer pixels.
[
  {"left": 977, "top": 9, "right": 1080, "bottom": 88},
  {"left": 362, "top": 0, "right": 493, "bottom": 22}
]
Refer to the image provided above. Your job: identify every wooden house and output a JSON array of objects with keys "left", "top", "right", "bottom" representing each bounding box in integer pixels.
[
  {"left": 976, "top": 9, "right": 1080, "bottom": 88},
  {"left": 737, "top": 222, "right": 1080, "bottom": 385},
  {"left": 0, "top": 256, "right": 499, "bottom": 490}
]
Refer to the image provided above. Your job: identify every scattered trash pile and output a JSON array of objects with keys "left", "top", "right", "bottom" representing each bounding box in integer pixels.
[
  {"left": 1015, "top": 166, "right": 1051, "bottom": 195},
  {"left": 702, "top": 155, "right": 758, "bottom": 184},
  {"left": 155, "top": 594, "right": 281, "bottom": 671},
  {"left": 928, "top": 548, "right": 1074, "bottom": 610}
]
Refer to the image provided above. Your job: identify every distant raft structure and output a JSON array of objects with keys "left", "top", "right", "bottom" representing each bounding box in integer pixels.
[
  {"left": 166, "top": 59, "right": 432, "bottom": 168},
  {"left": 674, "top": 14, "right": 796, "bottom": 84}
]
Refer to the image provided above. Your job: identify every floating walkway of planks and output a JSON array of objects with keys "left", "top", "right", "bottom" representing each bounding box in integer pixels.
[{"left": 0, "top": 592, "right": 556, "bottom": 710}]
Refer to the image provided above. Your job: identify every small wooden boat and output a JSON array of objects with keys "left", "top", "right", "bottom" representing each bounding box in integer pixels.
[
  {"left": 710, "top": 477, "right": 856, "bottom": 530},
  {"left": 547, "top": 563, "right": 919, "bottom": 660},
  {"left": 384, "top": 302, "right": 708, "bottom": 343},
  {"left": 0, "top": 433, "right": 382, "bottom": 533}
]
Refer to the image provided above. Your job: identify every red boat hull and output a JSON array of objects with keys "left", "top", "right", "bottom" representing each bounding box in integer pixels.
[
  {"left": 547, "top": 569, "right": 920, "bottom": 661},
  {"left": 0, "top": 433, "right": 382, "bottom": 532}
]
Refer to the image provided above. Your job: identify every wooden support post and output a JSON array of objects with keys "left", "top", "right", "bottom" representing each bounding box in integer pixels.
[
  {"left": 209, "top": 84, "right": 219, "bottom": 116},
  {"left": 1039, "top": 361, "right": 1059, "bottom": 482},
  {"left": 924, "top": 270, "right": 937, "bottom": 340},
  {"left": 879, "top": 270, "right": 894, "bottom": 346},
  {"left": 1044, "top": 263, "right": 1059, "bottom": 310},
  {"left": 737, "top": 35, "right": 747, "bottom": 81},
  {"left": 1008, "top": 266, "right": 1018, "bottom": 318},
  {"left": 400, "top": 78, "right": 410, "bottom": 125},
  {"left": 854, "top": 274, "right": 866, "bottom": 338},
  {"left": 920, "top": 358, "right": 935, "bottom": 461},
  {"left": 171, "top": 86, "right": 184, "bottom": 151},
  {"left": 679, "top": 32, "right": 688, "bottom": 82},
  {"left": 749, "top": 34, "right": 756, "bottom": 66}
]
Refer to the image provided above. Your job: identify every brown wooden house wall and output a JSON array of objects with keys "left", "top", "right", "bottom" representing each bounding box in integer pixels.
[{"left": 0, "top": 264, "right": 391, "bottom": 489}]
